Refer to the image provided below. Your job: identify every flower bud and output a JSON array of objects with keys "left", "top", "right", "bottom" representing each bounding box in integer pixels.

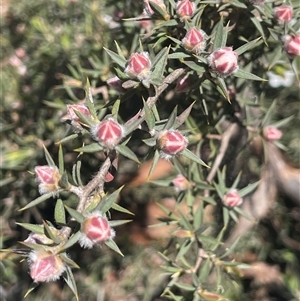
[
  {"left": 207, "top": 47, "right": 239, "bottom": 77},
  {"left": 79, "top": 212, "right": 115, "bottom": 249},
  {"left": 263, "top": 126, "right": 282, "bottom": 141},
  {"left": 176, "top": 0, "right": 196, "bottom": 20},
  {"left": 25, "top": 226, "right": 60, "bottom": 245},
  {"left": 274, "top": 5, "right": 293, "bottom": 24},
  {"left": 157, "top": 130, "right": 188, "bottom": 160},
  {"left": 35, "top": 166, "right": 61, "bottom": 195},
  {"left": 124, "top": 52, "right": 152, "bottom": 81},
  {"left": 28, "top": 250, "right": 66, "bottom": 282},
  {"left": 91, "top": 118, "right": 124, "bottom": 149},
  {"left": 182, "top": 27, "right": 206, "bottom": 55},
  {"left": 283, "top": 35, "right": 300, "bottom": 57},
  {"left": 175, "top": 74, "right": 193, "bottom": 93},
  {"left": 107, "top": 76, "right": 126, "bottom": 94},
  {"left": 223, "top": 189, "right": 243, "bottom": 208},
  {"left": 172, "top": 174, "right": 190, "bottom": 191}
]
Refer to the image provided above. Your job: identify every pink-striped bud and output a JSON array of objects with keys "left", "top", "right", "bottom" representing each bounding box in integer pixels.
[
  {"left": 172, "top": 174, "right": 190, "bottom": 191},
  {"left": 182, "top": 27, "right": 206, "bottom": 55},
  {"left": 91, "top": 118, "right": 124, "bottom": 149},
  {"left": 274, "top": 5, "right": 293, "bottom": 24},
  {"left": 283, "top": 35, "right": 300, "bottom": 57},
  {"left": 157, "top": 130, "right": 188, "bottom": 160},
  {"left": 208, "top": 47, "right": 239, "bottom": 77},
  {"left": 124, "top": 52, "right": 152, "bottom": 81},
  {"left": 28, "top": 250, "right": 66, "bottom": 282},
  {"left": 175, "top": 74, "right": 193, "bottom": 93},
  {"left": 223, "top": 189, "right": 243, "bottom": 208},
  {"left": 263, "top": 126, "right": 282, "bottom": 142},
  {"left": 176, "top": 0, "right": 196, "bottom": 20},
  {"left": 34, "top": 166, "right": 61, "bottom": 195},
  {"left": 107, "top": 76, "right": 126, "bottom": 94},
  {"left": 79, "top": 212, "right": 115, "bottom": 249}
]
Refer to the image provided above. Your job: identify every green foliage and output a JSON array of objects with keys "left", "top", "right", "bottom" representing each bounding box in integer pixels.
[{"left": 1, "top": 0, "right": 300, "bottom": 300}]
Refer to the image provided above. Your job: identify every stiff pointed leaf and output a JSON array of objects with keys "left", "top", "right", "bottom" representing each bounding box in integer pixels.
[
  {"left": 103, "top": 47, "right": 126, "bottom": 68},
  {"left": 105, "top": 239, "right": 124, "bottom": 256},
  {"left": 54, "top": 199, "right": 66, "bottom": 225},
  {"left": 238, "top": 181, "right": 259, "bottom": 197},
  {"left": 97, "top": 186, "right": 124, "bottom": 214},
  {"left": 57, "top": 133, "right": 79, "bottom": 145},
  {"left": 176, "top": 239, "right": 194, "bottom": 261},
  {"left": 43, "top": 145, "right": 55, "bottom": 166},
  {"left": 181, "top": 149, "right": 209, "bottom": 167},
  {"left": 174, "top": 282, "right": 195, "bottom": 292},
  {"left": 111, "top": 99, "right": 121, "bottom": 118},
  {"left": 24, "top": 283, "right": 39, "bottom": 299},
  {"left": 168, "top": 52, "right": 190, "bottom": 59},
  {"left": 109, "top": 219, "right": 132, "bottom": 227},
  {"left": 143, "top": 99, "right": 155, "bottom": 130},
  {"left": 60, "top": 253, "right": 80, "bottom": 269},
  {"left": 58, "top": 144, "right": 64, "bottom": 174},
  {"left": 111, "top": 203, "right": 134, "bottom": 215},
  {"left": 85, "top": 80, "right": 98, "bottom": 119},
  {"left": 63, "top": 265, "right": 79, "bottom": 301},
  {"left": 234, "top": 69, "right": 266, "bottom": 81},
  {"left": 19, "top": 241, "right": 47, "bottom": 251},
  {"left": 114, "top": 40, "right": 126, "bottom": 60},
  {"left": 151, "top": 46, "right": 170, "bottom": 82},
  {"left": 213, "top": 18, "right": 227, "bottom": 50},
  {"left": 115, "top": 145, "right": 140, "bottom": 163},
  {"left": 182, "top": 61, "right": 205, "bottom": 73},
  {"left": 250, "top": 16, "right": 266, "bottom": 43},
  {"left": 163, "top": 106, "right": 177, "bottom": 130},
  {"left": 15, "top": 223, "right": 44, "bottom": 234},
  {"left": 64, "top": 205, "right": 85, "bottom": 223},
  {"left": 233, "top": 206, "right": 255, "bottom": 221},
  {"left": 43, "top": 221, "right": 61, "bottom": 244},
  {"left": 18, "top": 192, "right": 56, "bottom": 211},
  {"left": 174, "top": 102, "right": 196, "bottom": 128},
  {"left": 60, "top": 231, "right": 81, "bottom": 252},
  {"left": 74, "top": 109, "right": 95, "bottom": 128},
  {"left": 74, "top": 143, "right": 103, "bottom": 153},
  {"left": 216, "top": 77, "right": 230, "bottom": 102},
  {"left": 235, "top": 37, "right": 262, "bottom": 55},
  {"left": 147, "top": 150, "right": 160, "bottom": 180}
]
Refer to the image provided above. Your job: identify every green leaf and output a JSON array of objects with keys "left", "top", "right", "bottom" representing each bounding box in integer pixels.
[
  {"left": 15, "top": 223, "right": 44, "bottom": 234},
  {"left": 111, "top": 203, "right": 135, "bottom": 215},
  {"left": 235, "top": 37, "right": 262, "bottom": 55},
  {"left": 97, "top": 186, "right": 124, "bottom": 214},
  {"left": 234, "top": 69, "right": 266, "bottom": 81},
  {"left": 105, "top": 239, "right": 124, "bottom": 256},
  {"left": 114, "top": 40, "right": 126, "bottom": 60},
  {"left": 272, "top": 115, "right": 294, "bottom": 128},
  {"left": 60, "top": 253, "right": 80, "bottom": 269},
  {"left": 85, "top": 79, "right": 98, "bottom": 119},
  {"left": 181, "top": 149, "right": 209, "bottom": 167},
  {"left": 111, "top": 99, "right": 121, "bottom": 118},
  {"left": 143, "top": 99, "right": 155, "bottom": 130},
  {"left": 238, "top": 181, "right": 259, "bottom": 197},
  {"left": 64, "top": 205, "right": 85, "bottom": 223},
  {"left": 213, "top": 18, "right": 227, "bottom": 50},
  {"left": 216, "top": 77, "right": 230, "bottom": 102},
  {"left": 24, "top": 283, "right": 39, "bottom": 299},
  {"left": 74, "top": 143, "right": 103, "bottom": 153},
  {"left": 115, "top": 145, "right": 140, "bottom": 163},
  {"left": 54, "top": 199, "right": 66, "bottom": 225},
  {"left": 176, "top": 239, "right": 194, "bottom": 261},
  {"left": 151, "top": 46, "right": 170, "bottom": 83},
  {"left": 60, "top": 231, "right": 81, "bottom": 252},
  {"left": 168, "top": 52, "right": 190, "bottom": 59},
  {"left": 18, "top": 192, "right": 56, "bottom": 211},
  {"left": 250, "top": 16, "right": 266, "bottom": 43},
  {"left": 57, "top": 133, "right": 79, "bottom": 145},
  {"left": 57, "top": 144, "right": 65, "bottom": 174},
  {"left": 109, "top": 219, "right": 132, "bottom": 227},
  {"left": 182, "top": 61, "right": 205, "bottom": 73},
  {"left": 43, "top": 145, "right": 56, "bottom": 166},
  {"left": 63, "top": 265, "right": 79, "bottom": 301},
  {"left": 147, "top": 150, "right": 160, "bottom": 180},
  {"left": 163, "top": 106, "right": 177, "bottom": 130},
  {"left": 103, "top": 47, "right": 127, "bottom": 68},
  {"left": 149, "top": 1, "right": 169, "bottom": 20},
  {"left": 174, "top": 282, "right": 195, "bottom": 292},
  {"left": 174, "top": 101, "right": 196, "bottom": 129},
  {"left": 73, "top": 109, "right": 95, "bottom": 128},
  {"left": 43, "top": 221, "right": 61, "bottom": 244}
]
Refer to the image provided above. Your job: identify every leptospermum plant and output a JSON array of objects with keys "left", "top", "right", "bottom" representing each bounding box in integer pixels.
[{"left": 8, "top": 0, "right": 300, "bottom": 300}]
